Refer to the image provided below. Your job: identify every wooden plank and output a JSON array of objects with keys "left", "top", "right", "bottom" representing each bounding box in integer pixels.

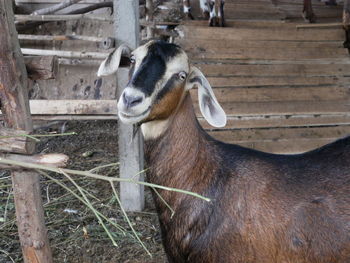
[
  {"left": 188, "top": 46, "right": 349, "bottom": 60},
  {"left": 195, "top": 63, "right": 350, "bottom": 77},
  {"left": 199, "top": 114, "right": 350, "bottom": 129},
  {"left": 178, "top": 38, "right": 343, "bottom": 50},
  {"left": 178, "top": 26, "right": 345, "bottom": 41},
  {"left": 26, "top": 100, "right": 117, "bottom": 115},
  {"left": 24, "top": 56, "right": 58, "bottom": 80},
  {"left": 191, "top": 58, "right": 350, "bottom": 65},
  {"left": 114, "top": 0, "right": 144, "bottom": 212},
  {"left": 205, "top": 75, "right": 347, "bottom": 87},
  {"left": 209, "top": 125, "right": 350, "bottom": 142},
  {"left": 194, "top": 100, "right": 350, "bottom": 116},
  {"left": 191, "top": 86, "right": 350, "bottom": 103}
]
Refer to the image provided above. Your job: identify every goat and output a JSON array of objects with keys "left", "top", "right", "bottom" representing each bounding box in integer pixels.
[
  {"left": 183, "top": 0, "right": 225, "bottom": 27},
  {"left": 98, "top": 40, "right": 350, "bottom": 263}
]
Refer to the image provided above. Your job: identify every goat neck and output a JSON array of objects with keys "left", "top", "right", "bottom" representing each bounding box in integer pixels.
[{"left": 143, "top": 92, "right": 220, "bottom": 210}]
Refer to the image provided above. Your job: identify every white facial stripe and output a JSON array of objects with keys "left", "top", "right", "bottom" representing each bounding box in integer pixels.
[
  {"left": 130, "top": 41, "right": 156, "bottom": 81},
  {"left": 183, "top": 5, "right": 191, "bottom": 13}
]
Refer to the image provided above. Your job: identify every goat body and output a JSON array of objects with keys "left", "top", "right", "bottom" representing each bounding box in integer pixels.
[
  {"left": 98, "top": 41, "right": 350, "bottom": 263},
  {"left": 146, "top": 96, "right": 350, "bottom": 263},
  {"left": 146, "top": 94, "right": 350, "bottom": 263}
]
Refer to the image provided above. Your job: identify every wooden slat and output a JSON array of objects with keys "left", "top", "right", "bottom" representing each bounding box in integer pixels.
[
  {"left": 26, "top": 100, "right": 117, "bottom": 115},
  {"left": 178, "top": 26, "right": 345, "bottom": 41},
  {"left": 194, "top": 100, "right": 350, "bottom": 116},
  {"left": 178, "top": 38, "right": 343, "bottom": 50},
  {"left": 199, "top": 114, "right": 350, "bottom": 129},
  {"left": 205, "top": 76, "right": 347, "bottom": 87},
  {"left": 195, "top": 63, "right": 350, "bottom": 77},
  {"left": 191, "top": 86, "right": 350, "bottom": 103},
  {"left": 188, "top": 46, "right": 348, "bottom": 60},
  {"left": 209, "top": 125, "right": 350, "bottom": 143}
]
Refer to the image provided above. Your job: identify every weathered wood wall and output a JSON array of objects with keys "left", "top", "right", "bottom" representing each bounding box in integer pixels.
[{"left": 16, "top": 0, "right": 117, "bottom": 100}]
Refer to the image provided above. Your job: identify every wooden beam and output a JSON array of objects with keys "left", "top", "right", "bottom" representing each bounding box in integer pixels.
[
  {"left": 15, "top": 14, "right": 112, "bottom": 22},
  {"left": 24, "top": 56, "right": 58, "bottom": 80},
  {"left": 0, "top": 2, "right": 53, "bottom": 262},
  {"left": 0, "top": 127, "right": 36, "bottom": 154},
  {"left": 0, "top": 153, "right": 69, "bottom": 169},
  {"left": 21, "top": 48, "right": 109, "bottom": 59},
  {"left": 31, "top": 0, "right": 83, "bottom": 15},
  {"left": 114, "top": 0, "right": 144, "bottom": 212},
  {"left": 28, "top": 100, "right": 117, "bottom": 115}
]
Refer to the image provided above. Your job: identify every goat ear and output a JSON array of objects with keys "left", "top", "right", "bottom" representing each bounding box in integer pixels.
[
  {"left": 186, "top": 66, "right": 227, "bottom": 128},
  {"left": 97, "top": 44, "right": 131, "bottom": 77}
]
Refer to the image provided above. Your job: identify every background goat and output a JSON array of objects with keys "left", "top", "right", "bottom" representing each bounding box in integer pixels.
[
  {"left": 98, "top": 40, "right": 350, "bottom": 263},
  {"left": 183, "top": 0, "right": 225, "bottom": 27}
]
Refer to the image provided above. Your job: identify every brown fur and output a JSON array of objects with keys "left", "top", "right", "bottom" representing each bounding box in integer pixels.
[
  {"left": 145, "top": 92, "right": 350, "bottom": 263},
  {"left": 146, "top": 86, "right": 184, "bottom": 122}
]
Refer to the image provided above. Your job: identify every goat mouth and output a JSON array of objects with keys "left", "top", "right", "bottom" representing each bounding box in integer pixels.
[{"left": 118, "top": 107, "right": 151, "bottom": 122}]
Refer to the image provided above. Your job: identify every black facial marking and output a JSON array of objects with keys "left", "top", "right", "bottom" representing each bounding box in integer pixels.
[{"left": 129, "top": 41, "right": 182, "bottom": 97}]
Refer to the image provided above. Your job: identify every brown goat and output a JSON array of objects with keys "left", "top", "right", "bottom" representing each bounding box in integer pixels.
[{"left": 98, "top": 40, "right": 350, "bottom": 263}]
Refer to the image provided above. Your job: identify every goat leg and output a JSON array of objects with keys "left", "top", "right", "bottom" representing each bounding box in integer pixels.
[
  {"left": 219, "top": 0, "right": 225, "bottom": 27},
  {"left": 183, "top": 0, "right": 194, "bottom": 20},
  {"left": 302, "top": 0, "right": 316, "bottom": 23}
]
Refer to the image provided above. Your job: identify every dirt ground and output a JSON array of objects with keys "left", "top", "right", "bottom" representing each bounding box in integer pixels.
[{"left": 0, "top": 121, "right": 166, "bottom": 263}]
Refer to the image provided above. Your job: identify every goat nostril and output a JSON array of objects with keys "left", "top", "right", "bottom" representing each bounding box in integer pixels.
[
  {"left": 123, "top": 94, "right": 143, "bottom": 108},
  {"left": 130, "top": 96, "right": 143, "bottom": 106}
]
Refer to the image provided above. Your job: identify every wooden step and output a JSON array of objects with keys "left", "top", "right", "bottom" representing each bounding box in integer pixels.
[
  {"left": 178, "top": 38, "right": 343, "bottom": 49},
  {"left": 192, "top": 86, "right": 350, "bottom": 103},
  {"left": 195, "top": 63, "right": 350, "bottom": 77},
  {"left": 199, "top": 114, "right": 350, "bottom": 130},
  {"left": 193, "top": 100, "right": 350, "bottom": 116},
  {"left": 178, "top": 25, "right": 345, "bottom": 41},
  {"left": 205, "top": 75, "right": 347, "bottom": 87},
  {"left": 190, "top": 58, "right": 350, "bottom": 65},
  {"left": 187, "top": 46, "right": 348, "bottom": 60}
]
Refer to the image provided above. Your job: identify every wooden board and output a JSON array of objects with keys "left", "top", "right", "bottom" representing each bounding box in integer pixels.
[
  {"left": 194, "top": 100, "right": 350, "bottom": 116},
  {"left": 191, "top": 86, "right": 350, "bottom": 103},
  {"left": 178, "top": 26, "right": 345, "bottom": 41},
  {"left": 195, "top": 63, "right": 350, "bottom": 77},
  {"left": 188, "top": 46, "right": 348, "bottom": 60},
  {"left": 199, "top": 114, "right": 350, "bottom": 129},
  {"left": 205, "top": 75, "right": 348, "bottom": 87}
]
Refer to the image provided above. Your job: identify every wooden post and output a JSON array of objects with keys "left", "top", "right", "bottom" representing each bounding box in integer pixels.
[
  {"left": 145, "top": 0, "right": 155, "bottom": 39},
  {"left": 113, "top": 0, "right": 144, "bottom": 211},
  {"left": 0, "top": 2, "right": 53, "bottom": 263}
]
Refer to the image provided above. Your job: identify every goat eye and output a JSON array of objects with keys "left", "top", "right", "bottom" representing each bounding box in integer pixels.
[
  {"left": 178, "top": 72, "right": 187, "bottom": 81},
  {"left": 130, "top": 56, "right": 136, "bottom": 64}
]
